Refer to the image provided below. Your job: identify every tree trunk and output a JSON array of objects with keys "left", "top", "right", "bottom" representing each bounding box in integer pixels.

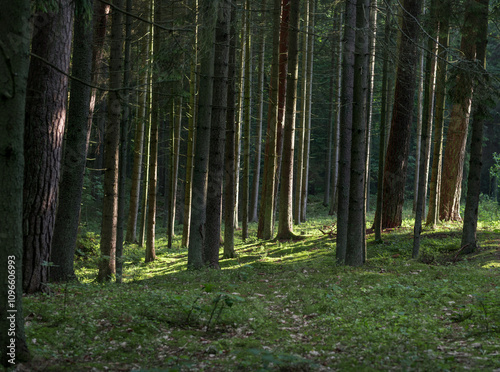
[
  {"left": 168, "top": 98, "right": 182, "bottom": 248},
  {"left": 146, "top": 0, "right": 162, "bottom": 263},
  {"left": 426, "top": 0, "right": 450, "bottom": 227},
  {"left": 250, "top": 0, "right": 267, "bottom": 223},
  {"left": 381, "top": 0, "right": 422, "bottom": 229},
  {"left": 258, "top": 0, "right": 282, "bottom": 240},
  {"left": 413, "top": 0, "right": 439, "bottom": 258},
  {"left": 126, "top": 1, "right": 150, "bottom": 243},
  {"left": 188, "top": 0, "right": 219, "bottom": 269},
  {"left": 224, "top": 2, "right": 237, "bottom": 259},
  {"left": 98, "top": 0, "right": 123, "bottom": 282},
  {"left": 299, "top": 0, "right": 314, "bottom": 223},
  {"left": 345, "top": 0, "right": 369, "bottom": 266},
  {"left": 0, "top": 0, "right": 31, "bottom": 364},
  {"left": 242, "top": 0, "right": 252, "bottom": 240},
  {"left": 116, "top": 0, "right": 133, "bottom": 283},
  {"left": 329, "top": 9, "right": 343, "bottom": 215},
  {"left": 50, "top": 1, "right": 94, "bottom": 282},
  {"left": 294, "top": 0, "right": 309, "bottom": 225},
  {"left": 336, "top": 0, "right": 356, "bottom": 263},
  {"left": 23, "top": 0, "right": 74, "bottom": 293},
  {"left": 439, "top": 1, "right": 478, "bottom": 221},
  {"left": 461, "top": 0, "right": 488, "bottom": 253},
  {"left": 205, "top": 0, "right": 230, "bottom": 269},
  {"left": 182, "top": 0, "right": 198, "bottom": 247},
  {"left": 277, "top": 0, "right": 300, "bottom": 240}
]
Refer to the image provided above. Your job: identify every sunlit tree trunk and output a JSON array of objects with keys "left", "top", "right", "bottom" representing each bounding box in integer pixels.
[
  {"left": 23, "top": 0, "right": 74, "bottom": 292},
  {"left": 168, "top": 98, "right": 182, "bottom": 248},
  {"left": 0, "top": 0, "right": 31, "bottom": 364},
  {"left": 461, "top": 0, "right": 488, "bottom": 253},
  {"left": 98, "top": 0, "right": 123, "bottom": 281}
]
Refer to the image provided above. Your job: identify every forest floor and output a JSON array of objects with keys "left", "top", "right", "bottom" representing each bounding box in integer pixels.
[{"left": 13, "top": 198, "right": 500, "bottom": 371}]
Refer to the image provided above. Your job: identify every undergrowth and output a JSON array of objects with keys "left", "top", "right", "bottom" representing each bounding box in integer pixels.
[{"left": 15, "top": 197, "right": 500, "bottom": 371}]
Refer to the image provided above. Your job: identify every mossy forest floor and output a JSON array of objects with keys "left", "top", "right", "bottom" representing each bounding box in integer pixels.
[{"left": 14, "top": 198, "right": 500, "bottom": 371}]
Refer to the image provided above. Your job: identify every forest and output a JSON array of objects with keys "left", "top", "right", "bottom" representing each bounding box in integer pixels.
[{"left": 1, "top": 0, "right": 499, "bottom": 370}]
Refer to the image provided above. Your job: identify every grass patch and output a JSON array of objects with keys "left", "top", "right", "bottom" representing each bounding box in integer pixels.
[{"left": 17, "top": 198, "right": 500, "bottom": 371}]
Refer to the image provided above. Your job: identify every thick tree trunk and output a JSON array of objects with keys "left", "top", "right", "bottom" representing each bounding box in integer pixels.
[
  {"left": 439, "top": 1, "right": 478, "bottom": 221},
  {"left": 380, "top": 0, "right": 421, "bottom": 229},
  {"left": 277, "top": 0, "right": 300, "bottom": 240},
  {"left": 98, "top": 0, "right": 123, "bottom": 282},
  {"left": 188, "top": 0, "right": 219, "bottom": 269},
  {"left": 23, "top": 0, "right": 74, "bottom": 293},
  {"left": 205, "top": 0, "right": 230, "bottom": 268},
  {"left": 461, "top": 0, "right": 488, "bottom": 253},
  {"left": 50, "top": 1, "right": 94, "bottom": 282},
  {"left": 0, "top": 0, "right": 31, "bottom": 364}
]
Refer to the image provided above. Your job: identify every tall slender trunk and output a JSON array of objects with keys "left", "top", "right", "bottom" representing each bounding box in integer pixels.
[
  {"left": 277, "top": 0, "right": 300, "bottom": 240},
  {"left": 51, "top": 1, "right": 94, "bottom": 282},
  {"left": 188, "top": 0, "right": 218, "bottom": 269},
  {"left": 146, "top": 0, "right": 162, "bottom": 263},
  {"left": 23, "top": 0, "right": 74, "bottom": 292},
  {"left": 336, "top": 0, "right": 356, "bottom": 263},
  {"left": 126, "top": 1, "right": 150, "bottom": 243},
  {"left": 182, "top": 0, "right": 198, "bottom": 247},
  {"left": 258, "top": 0, "right": 282, "bottom": 239},
  {"left": 294, "top": 0, "right": 309, "bottom": 225},
  {"left": 98, "top": 0, "right": 123, "bottom": 282},
  {"left": 205, "top": 0, "right": 230, "bottom": 268},
  {"left": 345, "top": 0, "right": 370, "bottom": 266},
  {"left": 426, "top": 0, "right": 449, "bottom": 227},
  {"left": 250, "top": 0, "right": 267, "bottom": 223},
  {"left": 168, "top": 98, "right": 182, "bottom": 248},
  {"left": 300, "top": 0, "right": 314, "bottom": 223},
  {"left": 224, "top": 2, "right": 237, "bottom": 259},
  {"left": 0, "top": 0, "right": 31, "bottom": 364},
  {"left": 116, "top": 0, "right": 133, "bottom": 281},
  {"left": 242, "top": 0, "right": 252, "bottom": 240},
  {"left": 329, "top": 10, "right": 343, "bottom": 215}
]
